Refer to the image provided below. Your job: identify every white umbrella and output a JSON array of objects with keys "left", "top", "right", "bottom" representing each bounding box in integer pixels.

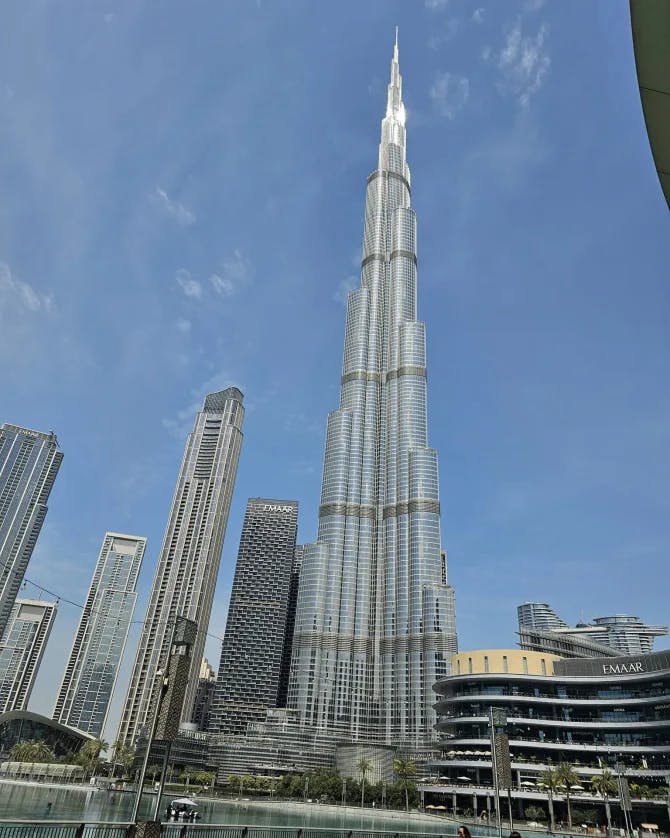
[
  {"left": 171, "top": 797, "right": 196, "bottom": 806},
  {"left": 570, "top": 785, "right": 584, "bottom": 791},
  {"left": 457, "top": 776, "right": 472, "bottom": 782},
  {"left": 521, "top": 781, "right": 536, "bottom": 787}
]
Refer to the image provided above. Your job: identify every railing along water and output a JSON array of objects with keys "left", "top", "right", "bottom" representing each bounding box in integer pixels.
[{"left": 0, "top": 823, "right": 494, "bottom": 838}]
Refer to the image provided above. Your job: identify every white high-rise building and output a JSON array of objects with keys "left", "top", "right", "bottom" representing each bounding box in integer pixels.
[
  {"left": 518, "top": 602, "right": 668, "bottom": 658},
  {"left": 0, "top": 598, "right": 57, "bottom": 713},
  {"left": 288, "top": 37, "right": 457, "bottom": 747},
  {"left": 0, "top": 424, "right": 63, "bottom": 638},
  {"left": 53, "top": 532, "right": 146, "bottom": 736},
  {"left": 117, "top": 388, "right": 244, "bottom": 747},
  {"left": 517, "top": 602, "right": 568, "bottom": 632}
]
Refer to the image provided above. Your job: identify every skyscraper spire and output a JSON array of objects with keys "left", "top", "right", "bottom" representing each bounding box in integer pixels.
[{"left": 288, "top": 39, "right": 457, "bottom": 747}]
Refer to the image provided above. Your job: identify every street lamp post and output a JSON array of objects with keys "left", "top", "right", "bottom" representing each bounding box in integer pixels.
[{"left": 129, "top": 668, "right": 169, "bottom": 824}]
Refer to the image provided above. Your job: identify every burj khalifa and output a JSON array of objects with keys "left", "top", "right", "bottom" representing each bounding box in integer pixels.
[{"left": 288, "top": 35, "right": 457, "bottom": 746}]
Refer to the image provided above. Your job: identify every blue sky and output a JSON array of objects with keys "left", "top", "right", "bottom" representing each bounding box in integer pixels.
[{"left": 2, "top": 0, "right": 668, "bottom": 742}]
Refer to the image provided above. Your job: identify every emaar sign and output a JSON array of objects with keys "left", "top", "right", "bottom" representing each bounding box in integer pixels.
[{"left": 602, "top": 662, "right": 645, "bottom": 675}]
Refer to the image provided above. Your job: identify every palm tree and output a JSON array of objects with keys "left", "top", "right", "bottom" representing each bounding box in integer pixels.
[
  {"left": 9, "top": 742, "right": 31, "bottom": 762},
  {"left": 538, "top": 767, "right": 562, "bottom": 832},
  {"left": 555, "top": 763, "right": 580, "bottom": 828},
  {"left": 194, "top": 770, "right": 215, "bottom": 792},
  {"left": 393, "top": 755, "right": 417, "bottom": 813},
  {"left": 590, "top": 770, "right": 617, "bottom": 835},
  {"left": 357, "top": 758, "right": 372, "bottom": 808},
  {"left": 148, "top": 764, "right": 163, "bottom": 785},
  {"left": 9, "top": 740, "right": 54, "bottom": 764},
  {"left": 78, "top": 739, "right": 108, "bottom": 779},
  {"left": 111, "top": 741, "right": 135, "bottom": 778}
]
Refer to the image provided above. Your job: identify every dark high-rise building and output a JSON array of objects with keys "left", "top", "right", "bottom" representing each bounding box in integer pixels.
[
  {"left": 0, "top": 424, "right": 63, "bottom": 638},
  {"left": 117, "top": 388, "right": 244, "bottom": 747},
  {"left": 208, "top": 498, "right": 299, "bottom": 735},
  {"left": 277, "top": 544, "right": 303, "bottom": 708},
  {"left": 288, "top": 35, "right": 457, "bottom": 746}
]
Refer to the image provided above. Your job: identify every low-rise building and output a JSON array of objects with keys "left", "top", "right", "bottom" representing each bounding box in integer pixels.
[{"left": 424, "top": 649, "right": 670, "bottom": 830}]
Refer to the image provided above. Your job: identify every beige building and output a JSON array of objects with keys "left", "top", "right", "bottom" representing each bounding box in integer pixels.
[{"left": 450, "top": 648, "right": 560, "bottom": 677}]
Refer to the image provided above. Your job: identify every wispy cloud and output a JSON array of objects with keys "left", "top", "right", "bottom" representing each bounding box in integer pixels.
[
  {"left": 0, "top": 262, "right": 54, "bottom": 312},
  {"left": 153, "top": 186, "right": 196, "bottom": 226},
  {"left": 472, "top": 7, "right": 485, "bottom": 23},
  {"left": 209, "top": 249, "right": 253, "bottom": 297},
  {"left": 333, "top": 275, "right": 358, "bottom": 306},
  {"left": 425, "top": 0, "right": 449, "bottom": 8},
  {"left": 428, "top": 17, "right": 461, "bottom": 49},
  {"left": 430, "top": 72, "right": 470, "bottom": 119},
  {"left": 490, "top": 18, "right": 551, "bottom": 107},
  {"left": 176, "top": 317, "right": 191, "bottom": 334},
  {"left": 175, "top": 268, "right": 202, "bottom": 299}
]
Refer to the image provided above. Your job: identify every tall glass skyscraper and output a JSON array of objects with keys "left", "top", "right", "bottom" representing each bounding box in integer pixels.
[
  {"left": 53, "top": 532, "right": 146, "bottom": 736},
  {"left": 288, "top": 38, "right": 457, "bottom": 746},
  {"left": 117, "top": 388, "right": 244, "bottom": 747},
  {"left": 0, "top": 424, "right": 63, "bottom": 639},
  {"left": 0, "top": 598, "right": 57, "bottom": 713},
  {"left": 208, "top": 498, "right": 299, "bottom": 735}
]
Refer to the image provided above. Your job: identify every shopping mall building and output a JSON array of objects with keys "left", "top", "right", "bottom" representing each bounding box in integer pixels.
[{"left": 422, "top": 649, "right": 670, "bottom": 830}]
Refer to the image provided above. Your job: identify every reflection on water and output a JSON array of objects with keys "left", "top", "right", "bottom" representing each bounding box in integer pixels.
[{"left": 0, "top": 782, "right": 460, "bottom": 833}]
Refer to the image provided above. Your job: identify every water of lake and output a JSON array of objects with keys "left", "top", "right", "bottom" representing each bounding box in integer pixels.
[{"left": 0, "top": 782, "right": 471, "bottom": 833}]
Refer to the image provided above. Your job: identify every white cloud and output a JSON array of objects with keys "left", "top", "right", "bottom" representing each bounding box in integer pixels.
[
  {"left": 175, "top": 268, "right": 202, "bottom": 299},
  {"left": 333, "top": 275, "right": 358, "bottom": 306},
  {"left": 425, "top": 0, "right": 449, "bottom": 8},
  {"left": 176, "top": 317, "right": 191, "bottom": 334},
  {"left": 496, "top": 19, "right": 550, "bottom": 107},
  {"left": 472, "top": 7, "right": 485, "bottom": 23},
  {"left": 153, "top": 187, "right": 196, "bottom": 226},
  {"left": 209, "top": 274, "right": 234, "bottom": 297},
  {"left": 0, "top": 262, "right": 54, "bottom": 312},
  {"left": 430, "top": 72, "right": 470, "bottom": 119},
  {"left": 210, "top": 249, "right": 253, "bottom": 297}
]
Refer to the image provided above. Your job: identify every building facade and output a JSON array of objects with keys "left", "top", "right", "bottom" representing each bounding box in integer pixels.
[
  {"left": 53, "top": 532, "right": 146, "bottom": 736},
  {"left": 518, "top": 603, "right": 667, "bottom": 658},
  {"left": 0, "top": 599, "right": 57, "bottom": 713},
  {"left": 191, "top": 658, "right": 216, "bottom": 731},
  {"left": 517, "top": 602, "right": 568, "bottom": 632},
  {"left": 288, "top": 36, "right": 457, "bottom": 748},
  {"left": 277, "top": 544, "right": 303, "bottom": 708},
  {"left": 0, "top": 424, "right": 63, "bottom": 638},
  {"left": 426, "top": 649, "right": 670, "bottom": 829},
  {"left": 117, "top": 388, "right": 244, "bottom": 747},
  {"left": 0, "top": 710, "right": 93, "bottom": 759},
  {"left": 208, "top": 498, "right": 299, "bottom": 735}
]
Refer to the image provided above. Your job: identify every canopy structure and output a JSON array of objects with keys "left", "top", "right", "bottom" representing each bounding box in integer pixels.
[{"left": 630, "top": 0, "right": 670, "bottom": 208}]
